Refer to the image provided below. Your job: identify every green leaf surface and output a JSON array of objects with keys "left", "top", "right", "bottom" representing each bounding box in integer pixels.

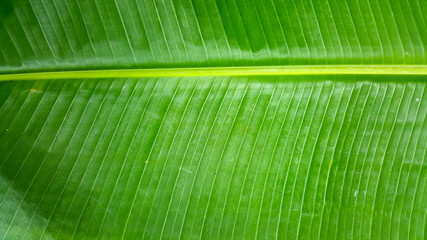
[
  {"left": 0, "top": 0, "right": 426, "bottom": 239},
  {"left": 0, "top": 0, "right": 426, "bottom": 72}
]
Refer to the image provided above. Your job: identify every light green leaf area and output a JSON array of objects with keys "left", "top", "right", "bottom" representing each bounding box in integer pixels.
[{"left": 0, "top": 0, "right": 426, "bottom": 240}]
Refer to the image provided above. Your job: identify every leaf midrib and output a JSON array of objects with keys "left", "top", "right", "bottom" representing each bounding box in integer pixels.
[{"left": 0, "top": 65, "right": 426, "bottom": 81}]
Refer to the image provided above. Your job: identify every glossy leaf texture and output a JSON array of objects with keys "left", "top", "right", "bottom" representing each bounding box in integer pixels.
[
  {"left": 0, "top": 0, "right": 426, "bottom": 72},
  {"left": 0, "top": 0, "right": 426, "bottom": 240}
]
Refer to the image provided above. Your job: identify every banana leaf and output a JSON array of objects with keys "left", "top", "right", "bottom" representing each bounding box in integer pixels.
[{"left": 0, "top": 0, "right": 426, "bottom": 239}]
